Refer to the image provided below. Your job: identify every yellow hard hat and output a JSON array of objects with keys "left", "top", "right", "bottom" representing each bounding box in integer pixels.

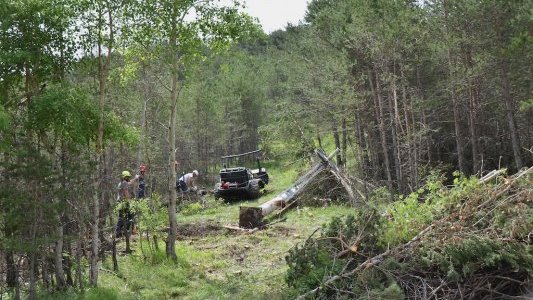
[{"left": 122, "top": 170, "right": 131, "bottom": 178}]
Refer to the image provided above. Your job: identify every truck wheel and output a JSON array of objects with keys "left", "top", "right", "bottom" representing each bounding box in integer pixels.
[
  {"left": 248, "top": 179, "right": 261, "bottom": 199},
  {"left": 261, "top": 173, "right": 269, "bottom": 185}
]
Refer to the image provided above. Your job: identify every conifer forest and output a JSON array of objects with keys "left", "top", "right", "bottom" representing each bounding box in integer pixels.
[{"left": 0, "top": 0, "right": 532, "bottom": 299}]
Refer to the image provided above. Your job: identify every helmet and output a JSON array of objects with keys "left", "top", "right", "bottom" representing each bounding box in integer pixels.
[
  {"left": 122, "top": 170, "right": 131, "bottom": 178},
  {"left": 192, "top": 170, "right": 199, "bottom": 177}
]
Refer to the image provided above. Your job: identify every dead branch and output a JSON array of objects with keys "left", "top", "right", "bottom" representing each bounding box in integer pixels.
[
  {"left": 296, "top": 223, "right": 435, "bottom": 299},
  {"left": 223, "top": 225, "right": 259, "bottom": 234},
  {"left": 479, "top": 168, "right": 506, "bottom": 184}
]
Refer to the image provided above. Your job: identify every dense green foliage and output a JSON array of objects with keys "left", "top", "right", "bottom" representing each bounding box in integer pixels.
[
  {"left": 0, "top": 0, "right": 531, "bottom": 298},
  {"left": 285, "top": 173, "right": 532, "bottom": 298}
]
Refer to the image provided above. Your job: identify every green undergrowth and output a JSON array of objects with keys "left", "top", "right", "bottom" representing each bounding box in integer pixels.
[
  {"left": 90, "top": 204, "right": 354, "bottom": 300},
  {"left": 378, "top": 171, "right": 479, "bottom": 247},
  {"left": 285, "top": 171, "right": 533, "bottom": 298},
  {"left": 36, "top": 287, "right": 119, "bottom": 300}
]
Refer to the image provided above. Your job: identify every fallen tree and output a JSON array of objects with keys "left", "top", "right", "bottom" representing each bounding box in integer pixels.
[{"left": 239, "top": 149, "right": 363, "bottom": 228}]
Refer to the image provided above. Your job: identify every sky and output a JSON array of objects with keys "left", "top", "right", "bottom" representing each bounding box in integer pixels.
[{"left": 235, "top": 0, "right": 310, "bottom": 33}]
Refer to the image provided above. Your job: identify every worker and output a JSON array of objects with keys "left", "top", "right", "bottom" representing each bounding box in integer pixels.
[
  {"left": 116, "top": 170, "right": 139, "bottom": 238},
  {"left": 177, "top": 170, "right": 199, "bottom": 193},
  {"left": 137, "top": 164, "right": 147, "bottom": 199}
]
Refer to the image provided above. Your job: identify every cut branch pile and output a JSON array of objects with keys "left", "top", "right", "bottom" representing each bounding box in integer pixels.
[
  {"left": 292, "top": 167, "right": 533, "bottom": 299},
  {"left": 294, "top": 171, "right": 364, "bottom": 207}
]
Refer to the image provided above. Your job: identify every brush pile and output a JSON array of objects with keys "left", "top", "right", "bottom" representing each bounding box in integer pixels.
[{"left": 286, "top": 167, "right": 532, "bottom": 299}]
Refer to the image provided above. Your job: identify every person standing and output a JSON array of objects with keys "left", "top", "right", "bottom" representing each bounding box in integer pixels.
[
  {"left": 137, "top": 164, "right": 147, "bottom": 199},
  {"left": 115, "top": 170, "right": 139, "bottom": 253}
]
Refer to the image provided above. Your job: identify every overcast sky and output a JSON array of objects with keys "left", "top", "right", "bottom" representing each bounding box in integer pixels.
[{"left": 234, "top": 0, "right": 310, "bottom": 33}]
